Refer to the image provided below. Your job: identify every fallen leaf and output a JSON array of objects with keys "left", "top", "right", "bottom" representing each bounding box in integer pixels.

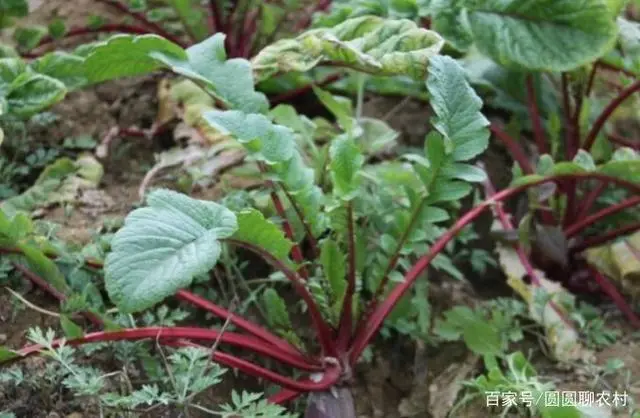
[
  {"left": 585, "top": 231, "right": 640, "bottom": 299},
  {"left": 497, "top": 243, "right": 592, "bottom": 362}
]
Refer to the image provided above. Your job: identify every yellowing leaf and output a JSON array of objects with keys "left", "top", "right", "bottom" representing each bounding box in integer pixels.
[
  {"left": 585, "top": 231, "right": 640, "bottom": 299},
  {"left": 252, "top": 16, "right": 444, "bottom": 82},
  {"left": 497, "top": 243, "right": 591, "bottom": 362}
]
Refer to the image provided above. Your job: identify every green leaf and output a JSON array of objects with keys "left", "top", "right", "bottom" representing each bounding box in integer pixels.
[
  {"left": 460, "top": 0, "right": 619, "bottom": 72},
  {"left": 6, "top": 73, "right": 66, "bottom": 116},
  {"left": 13, "top": 26, "right": 47, "bottom": 50},
  {"left": 232, "top": 209, "right": 293, "bottom": 262},
  {"left": 0, "top": 346, "right": 19, "bottom": 362},
  {"left": 0, "top": 0, "right": 28, "bottom": 17},
  {"left": 312, "top": 86, "right": 354, "bottom": 132},
  {"left": 166, "top": 0, "right": 208, "bottom": 41},
  {"left": 426, "top": 55, "right": 490, "bottom": 162},
  {"left": 432, "top": 0, "right": 473, "bottom": 51},
  {"left": 262, "top": 288, "right": 292, "bottom": 329},
  {"left": 329, "top": 136, "right": 364, "bottom": 199},
  {"left": 85, "top": 33, "right": 269, "bottom": 112},
  {"left": 83, "top": 34, "right": 185, "bottom": 83},
  {"left": 320, "top": 239, "right": 346, "bottom": 304},
  {"left": 204, "top": 110, "right": 294, "bottom": 164},
  {"left": 572, "top": 149, "right": 597, "bottom": 171},
  {"left": 105, "top": 189, "right": 238, "bottom": 312},
  {"left": 31, "top": 52, "right": 86, "bottom": 90},
  {"left": 18, "top": 243, "right": 70, "bottom": 295},
  {"left": 153, "top": 34, "right": 268, "bottom": 113},
  {"left": 60, "top": 315, "right": 84, "bottom": 339},
  {"left": 48, "top": 19, "right": 67, "bottom": 39},
  {"left": 462, "top": 318, "right": 502, "bottom": 356},
  {"left": 252, "top": 16, "right": 444, "bottom": 82}
]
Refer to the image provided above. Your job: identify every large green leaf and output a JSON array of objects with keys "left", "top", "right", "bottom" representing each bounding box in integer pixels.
[
  {"left": 434, "top": 0, "right": 619, "bottom": 72},
  {"left": 83, "top": 34, "right": 268, "bottom": 113},
  {"left": 252, "top": 15, "right": 444, "bottom": 82},
  {"left": 105, "top": 189, "right": 238, "bottom": 312}
]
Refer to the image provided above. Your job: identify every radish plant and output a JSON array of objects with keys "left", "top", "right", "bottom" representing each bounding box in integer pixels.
[{"left": 0, "top": 6, "right": 639, "bottom": 417}]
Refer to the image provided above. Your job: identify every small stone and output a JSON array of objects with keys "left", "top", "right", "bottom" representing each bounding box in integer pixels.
[
  {"left": 0, "top": 334, "right": 6, "bottom": 343},
  {"left": 66, "top": 413, "right": 83, "bottom": 418}
]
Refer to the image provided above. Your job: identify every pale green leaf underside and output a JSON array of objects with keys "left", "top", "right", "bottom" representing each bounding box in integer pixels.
[
  {"left": 105, "top": 189, "right": 237, "bottom": 312},
  {"left": 252, "top": 15, "right": 444, "bottom": 82},
  {"left": 83, "top": 34, "right": 268, "bottom": 113}
]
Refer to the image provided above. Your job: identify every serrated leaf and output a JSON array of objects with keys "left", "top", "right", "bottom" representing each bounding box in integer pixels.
[
  {"left": 232, "top": 209, "right": 293, "bottom": 262},
  {"left": 432, "top": 0, "right": 473, "bottom": 51},
  {"left": 426, "top": 55, "right": 490, "bottom": 163},
  {"left": 262, "top": 288, "right": 292, "bottom": 329},
  {"left": 320, "top": 239, "right": 347, "bottom": 305},
  {"left": 252, "top": 16, "right": 444, "bottom": 82},
  {"left": 105, "top": 189, "right": 238, "bottom": 312},
  {"left": 461, "top": 0, "right": 619, "bottom": 72},
  {"left": 329, "top": 136, "right": 364, "bottom": 199}
]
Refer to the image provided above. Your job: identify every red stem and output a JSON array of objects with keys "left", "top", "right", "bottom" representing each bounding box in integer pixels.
[
  {"left": 258, "top": 162, "right": 309, "bottom": 279},
  {"left": 585, "top": 63, "right": 599, "bottom": 98},
  {"left": 526, "top": 75, "right": 548, "bottom": 154},
  {"left": 21, "top": 326, "right": 318, "bottom": 370},
  {"left": 596, "top": 60, "right": 638, "bottom": 79},
  {"left": 587, "top": 267, "right": 640, "bottom": 327},
  {"left": 174, "top": 290, "right": 304, "bottom": 358},
  {"left": 14, "top": 329, "right": 340, "bottom": 392},
  {"left": 11, "top": 263, "right": 104, "bottom": 327},
  {"left": 561, "top": 73, "right": 575, "bottom": 159},
  {"left": 574, "top": 222, "right": 640, "bottom": 252},
  {"left": 269, "top": 190, "right": 309, "bottom": 279},
  {"left": 349, "top": 173, "right": 640, "bottom": 365},
  {"left": 227, "top": 239, "right": 336, "bottom": 356},
  {"left": 575, "top": 181, "right": 607, "bottom": 221},
  {"left": 336, "top": 203, "right": 356, "bottom": 351},
  {"left": 565, "top": 196, "right": 640, "bottom": 237},
  {"left": 561, "top": 73, "right": 578, "bottom": 227},
  {"left": 282, "top": 188, "right": 320, "bottom": 259},
  {"left": 270, "top": 73, "right": 344, "bottom": 105},
  {"left": 489, "top": 124, "right": 534, "bottom": 174},
  {"left": 584, "top": 80, "right": 640, "bottom": 151},
  {"left": 293, "top": 0, "right": 332, "bottom": 31},
  {"left": 209, "top": 0, "right": 224, "bottom": 33},
  {"left": 608, "top": 132, "right": 639, "bottom": 149},
  {"left": 96, "top": 0, "right": 187, "bottom": 47}
]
